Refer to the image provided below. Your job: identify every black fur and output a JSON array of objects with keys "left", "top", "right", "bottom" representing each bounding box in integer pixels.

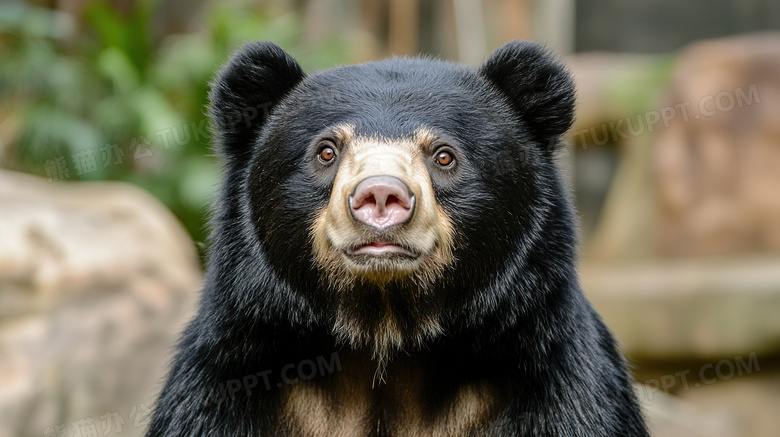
[{"left": 147, "top": 40, "right": 648, "bottom": 436}]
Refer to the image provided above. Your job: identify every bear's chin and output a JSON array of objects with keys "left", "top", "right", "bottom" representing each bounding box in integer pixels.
[
  {"left": 342, "top": 252, "right": 421, "bottom": 282},
  {"left": 314, "top": 244, "right": 451, "bottom": 293}
]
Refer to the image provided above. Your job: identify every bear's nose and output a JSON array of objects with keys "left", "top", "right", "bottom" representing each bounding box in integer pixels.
[{"left": 349, "top": 176, "right": 415, "bottom": 230}]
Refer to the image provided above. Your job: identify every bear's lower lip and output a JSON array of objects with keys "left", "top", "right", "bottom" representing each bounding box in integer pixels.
[{"left": 346, "top": 241, "right": 417, "bottom": 257}]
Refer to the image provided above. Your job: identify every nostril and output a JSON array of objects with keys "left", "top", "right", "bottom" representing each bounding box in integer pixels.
[
  {"left": 350, "top": 194, "right": 374, "bottom": 211},
  {"left": 385, "top": 195, "right": 406, "bottom": 210}
]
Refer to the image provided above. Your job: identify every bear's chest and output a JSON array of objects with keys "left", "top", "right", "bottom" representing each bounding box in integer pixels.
[{"left": 279, "top": 351, "right": 501, "bottom": 436}]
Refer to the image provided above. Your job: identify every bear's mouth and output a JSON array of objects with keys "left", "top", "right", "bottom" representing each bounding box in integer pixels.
[{"left": 345, "top": 241, "right": 418, "bottom": 258}]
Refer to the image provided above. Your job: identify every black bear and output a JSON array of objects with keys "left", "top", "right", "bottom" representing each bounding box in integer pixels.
[{"left": 147, "top": 40, "right": 649, "bottom": 436}]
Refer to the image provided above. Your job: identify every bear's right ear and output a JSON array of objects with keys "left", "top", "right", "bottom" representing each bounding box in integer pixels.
[
  {"left": 209, "top": 41, "right": 305, "bottom": 164},
  {"left": 480, "top": 40, "right": 575, "bottom": 149}
]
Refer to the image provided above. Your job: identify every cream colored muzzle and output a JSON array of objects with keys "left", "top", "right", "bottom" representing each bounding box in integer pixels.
[{"left": 311, "top": 132, "right": 455, "bottom": 287}]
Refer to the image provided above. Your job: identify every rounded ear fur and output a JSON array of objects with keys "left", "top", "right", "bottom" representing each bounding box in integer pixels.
[
  {"left": 480, "top": 40, "right": 576, "bottom": 148},
  {"left": 209, "top": 41, "right": 306, "bottom": 165}
]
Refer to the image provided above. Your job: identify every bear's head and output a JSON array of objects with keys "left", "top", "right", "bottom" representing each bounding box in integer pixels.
[{"left": 208, "top": 41, "right": 576, "bottom": 364}]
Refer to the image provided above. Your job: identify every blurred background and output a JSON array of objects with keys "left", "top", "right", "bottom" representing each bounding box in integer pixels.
[{"left": 1, "top": 1, "right": 779, "bottom": 436}]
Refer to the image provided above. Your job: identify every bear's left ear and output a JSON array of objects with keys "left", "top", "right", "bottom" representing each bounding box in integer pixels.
[
  {"left": 480, "top": 40, "right": 575, "bottom": 148},
  {"left": 209, "top": 41, "right": 306, "bottom": 165}
]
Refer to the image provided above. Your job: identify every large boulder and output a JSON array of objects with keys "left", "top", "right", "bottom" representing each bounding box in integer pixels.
[
  {"left": 0, "top": 170, "right": 200, "bottom": 437},
  {"left": 656, "top": 33, "right": 780, "bottom": 258},
  {"left": 582, "top": 257, "right": 780, "bottom": 360}
]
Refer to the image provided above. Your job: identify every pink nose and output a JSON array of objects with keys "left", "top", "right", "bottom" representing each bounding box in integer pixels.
[{"left": 349, "top": 176, "right": 415, "bottom": 230}]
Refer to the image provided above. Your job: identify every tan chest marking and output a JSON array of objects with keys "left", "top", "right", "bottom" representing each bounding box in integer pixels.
[
  {"left": 380, "top": 359, "right": 498, "bottom": 437},
  {"left": 280, "top": 350, "right": 375, "bottom": 436},
  {"left": 280, "top": 353, "right": 498, "bottom": 436}
]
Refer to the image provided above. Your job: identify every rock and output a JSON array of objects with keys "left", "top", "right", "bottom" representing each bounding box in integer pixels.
[
  {"left": 634, "top": 353, "right": 778, "bottom": 437},
  {"left": 581, "top": 257, "right": 780, "bottom": 361},
  {"left": 636, "top": 384, "right": 740, "bottom": 437},
  {"left": 673, "top": 365, "right": 780, "bottom": 437},
  {"left": 656, "top": 32, "right": 780, "bottom": 258},
  {"left": 0, "top": 170, "right": 200, "bottom": 437}
]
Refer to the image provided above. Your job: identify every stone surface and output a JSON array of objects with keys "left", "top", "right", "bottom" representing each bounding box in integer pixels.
[
  {"left": 673, "top": 365, "right": 780, "bottom": 437},
  {"left": 581, "top": 257, "right": 780, "bottom": 361},
  {"left": 637, "top": 383, "right": 740, "bottom": 437},
  {"left": 634, "top": 354, "right": 779, "bottom": 437},
  {"left": 0, "top": 170, "right": 200, "bottom": 437},
  {"left": 656, "top": 33, "right": 780, "bottom": 258}
]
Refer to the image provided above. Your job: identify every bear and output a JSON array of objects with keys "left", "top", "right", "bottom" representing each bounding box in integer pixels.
[{"left": 146, "top": 40, "right": 649, "bottom": 437}]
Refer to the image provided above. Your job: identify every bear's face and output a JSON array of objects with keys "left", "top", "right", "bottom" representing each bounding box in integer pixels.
[
  {"left": 259, "top": 61, "right": 518, "bottom": 292},
  {"left": 209, "top": 41, "right": 575, "bottom": 360}
]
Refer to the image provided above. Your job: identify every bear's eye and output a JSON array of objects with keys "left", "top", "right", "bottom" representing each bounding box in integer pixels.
[
  {"left": 317, "top": 141, "right": 337, "bottom": 163},
  {"left": 435, "top": 150, "right": 454, "bottom": 167}
]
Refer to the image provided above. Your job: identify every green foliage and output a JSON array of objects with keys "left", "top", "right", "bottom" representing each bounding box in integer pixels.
[
  {"left": 603, "top": 55, "right": 676, "bottom": 115},
  {"left": 0, "top": 0, "right": 349, "bottom": 251}
]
